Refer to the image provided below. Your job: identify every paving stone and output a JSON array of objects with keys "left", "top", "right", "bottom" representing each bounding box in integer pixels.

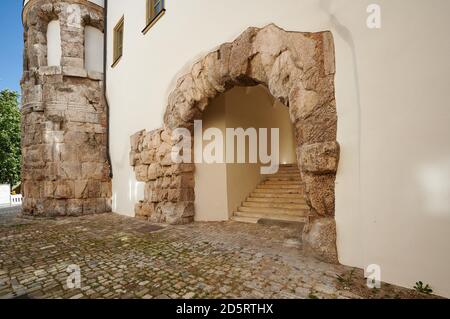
[{"left": 0, "top": 212, "right": 436, "bottom": 299}]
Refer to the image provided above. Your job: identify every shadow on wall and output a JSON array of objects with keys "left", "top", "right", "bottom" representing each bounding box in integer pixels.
[{"left": 319, "top": 0, "right": 362, "bottom": 195}]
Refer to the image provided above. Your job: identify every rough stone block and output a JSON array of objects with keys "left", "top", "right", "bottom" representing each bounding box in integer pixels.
[
  {"left": 54, "top": 181, "right": 74, "bottom": 199},
  {"left": 168, "top": 188, "right": 195, "bottom": 202},
  {"left": 130, "top": 130, "right": 145, "bottom": 153},
  {"left": 62, "top": 66, "right": 87, "bottom": 78},
  {"left": 67, "top": 199, "right": 83, "bottom": 216},
  {"left": 302, "top": 217, "right": 338, "bottom": 264},
  {"left": 147, "top": 163, "right": 162, "bottom": 180},
  {"left": 170, "top": 173, "right": 195, "bottom": 189},
  {"left": 140, "top": 150, "right": 156, "bottom": 164},
  {"left": 81, "top": 162, "right": 107, "bottom": 180},
  {"left": 303, "top": 173, "right": 335, "bottom": 217},
  {"left": 135, "top": 165, "right": 149, "bottom": 182},
  {"left": 300, "top": 142, "right": 340, "bottom": 174}
]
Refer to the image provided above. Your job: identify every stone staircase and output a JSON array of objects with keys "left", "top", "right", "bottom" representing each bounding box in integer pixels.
[{"left": 231, "top": 164, "right": 310, "bottom": 225}]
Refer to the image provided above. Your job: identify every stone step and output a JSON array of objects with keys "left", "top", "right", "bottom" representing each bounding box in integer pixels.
[
  {"left": 230, "top": 216, "right": 259, "bottom": 224},
  {"left": 235, "top": 210, "right": 308, "bottom": 223},
  {"left": 278, "top": 164, "right": 297, "bottom": 168},
  {"left": 254, "top": 188, "right": 304, "bottom": 194},
  {"left": 238, "top": 206, "right": 309, "bottom": 217},
  {"left": 243, "top": 201, "right": 309, "bottom": 210},
  {"left": 276, "top": 168, "right": 300, "bottom": 172},
  {"left": 250, "top": 192, "right": 305, "bottom": 199},
  {"left": 257, "top": 184, "right": 304, "bottom": 190},
  {"left": 269, "top": 173, "right": 300, "bottom": 178},
  {"left": 265, "top": 176, "right": 301, "bottom": 181},
  {"left": 247, "top": 197, "right": 307, "bottom": 204},
  {"left": 263, "top": 180, "right": 302, "bottom": 185}
]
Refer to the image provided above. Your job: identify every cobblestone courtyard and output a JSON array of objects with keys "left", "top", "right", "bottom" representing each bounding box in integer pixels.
[{"left": 0, "top": 212, "right": 436, "bottom": 299}]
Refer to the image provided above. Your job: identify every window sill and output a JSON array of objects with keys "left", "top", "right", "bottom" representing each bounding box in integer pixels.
[
  {"left": 142, "top": 9, "right": 166, "bottom": 35},
  {"left": 111, "top": 55, "right": 122, "bottom": 68}
]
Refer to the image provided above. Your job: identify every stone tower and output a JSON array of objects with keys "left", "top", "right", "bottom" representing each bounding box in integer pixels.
[{"left": 21, "top": 0, "right": 111, "bottom": 217}]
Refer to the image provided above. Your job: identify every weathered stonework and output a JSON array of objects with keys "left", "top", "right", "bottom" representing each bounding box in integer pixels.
[
  {"left": 21, "top": 0, "right": 111, "bottom": 217},
  {"left": 302, "top": 217, "right": 338, "bottom": 264},
  {"left": 130, "top": 24, "right": 340, "bottom": 262}
]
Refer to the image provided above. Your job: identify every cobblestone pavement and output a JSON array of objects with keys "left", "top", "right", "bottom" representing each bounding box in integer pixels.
[
  {"left": 0, "top": 212, "right": 437, "bottom": 299},
  {"left": 0, "top": 205, "right": 22, "bottom": 215}
]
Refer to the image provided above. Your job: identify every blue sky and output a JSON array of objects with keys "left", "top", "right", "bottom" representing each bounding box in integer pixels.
[{"left": 0, "top": 0, "right": 24, "bottom": 93}]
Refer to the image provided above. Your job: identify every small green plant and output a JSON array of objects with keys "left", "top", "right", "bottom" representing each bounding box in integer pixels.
[
  {"left": 414, "top": 281, "right": 433, "bottom": 295},
  {"left": 336, "top": 268, "right": 356, "bottom": 289},
  {"left": 308, "top": 292, "right": 319, "bottom": 299}
]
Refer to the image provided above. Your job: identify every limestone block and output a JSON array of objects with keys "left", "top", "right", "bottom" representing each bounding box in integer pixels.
[
  {"left": 44, "top": 199, "right": 67, "bottom": 216},
  {"left": 54, "top": 181, "right": 74, "bottom": 199},
  {"left": 62, "top": 66, "right": 87, "bottom": 78},
  {"left": 135, "top": 202, "right": 143, "bottom": 218},
  {"left": 157, "top": 201, "right": 195, "bottom": 225},
  {"left": 59, "top": 144, "right": 80, "bottom": 162},
  {"left": 136, "top": 202, "right": 155, "bottom": 218},
  {"left": 170, "top": 173, "right": 195, "bottom": 189},
  {"left": 144, "top": 182, "right": 158, "bottom": 203},
  {"left": 61, "top": 57, "right": 84, "bottom": 68},
  {"left": 81, "top": 162, "right": 107, "bottom": 180},
  {"left": 229, "top": 27, "right": 258, "bottom": 84},
  {"left": 160, "top": 129, "right": 173, "bottom": 144},
  {"left": 83, "top": 199, "right": 97, "bottom": 215},
  {"left": 147, "top": 163, "right": 162, "bottom": 181},
  {"left": 302, "top": 217, "right": 338, "bottom": 264},
  {"left": 164, "top": 164, "right": 195, "bottom": 176},
  {"left": 289, "top": 85, "right": 319, "bottom": 121},
  {"left": 322, "top": 32, "right": 336, "bottom": 76},
  {"left": 140, "top": 149, "right": 156, "bottom": 165},
  {"left": 39, "top": 66, "right": 62, "bottom": 76},
  {"left": 130, "top": 130, "right": 145, "bottom": 152},
  {"left": 161, "top": 176, "right": 171, "bottom": 189},
  {"left": 168, "top": 188, "right": 195, "bottom": 202},
  {"left": 67, "top": 199, "right": 83, "bottom": 216},
  {"left": 156, "top": 189, "right": 169, "bottom": 202},
  {"left": 75, "top": 180, "right": 88, "bottom": 199},
  {"left": 94, "top": 198, "right": 107, "bottom": 213},
  {"left": 87, "top": 71, "right": 103, "bottom": 81},
  {"left": 302, "top": 173, "right": 335, "bottom": 217},
  {"left": 300, "top": 142, "right": 340, "bottom": 174},
  {"left": 101, "top": 181, "right": 112, "bottom": 198}
]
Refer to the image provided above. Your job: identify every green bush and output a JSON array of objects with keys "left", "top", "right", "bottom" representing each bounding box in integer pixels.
[{"left": 0, "top": 90, "right": 21, "bottom": 186}]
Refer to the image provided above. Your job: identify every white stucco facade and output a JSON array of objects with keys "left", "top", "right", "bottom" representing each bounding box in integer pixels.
[{"left": 98, "top": 0, "right": 450, "bottom": 297}]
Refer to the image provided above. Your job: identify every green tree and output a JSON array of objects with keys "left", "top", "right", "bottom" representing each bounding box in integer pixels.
[{"left": 0, "top": 90, "right": 21, "bottom": 186}]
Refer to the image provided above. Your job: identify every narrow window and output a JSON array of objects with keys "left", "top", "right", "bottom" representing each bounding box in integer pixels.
[
  {"left": 112, "top": 17, "right": 124, "bottom": 67},
  {"left": 85, "top": 26, "right": 104, "bottom": 73},
  {"left": 47, "top": 20, "right": 62, "bottom": 67},
  {"left": 143, "top": 0, "right": 165, "bottom": 34}
]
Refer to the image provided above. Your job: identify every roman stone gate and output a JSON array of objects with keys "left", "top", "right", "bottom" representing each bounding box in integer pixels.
[{"left": 130, "top": 24, "right": 340, "bottom": 262}]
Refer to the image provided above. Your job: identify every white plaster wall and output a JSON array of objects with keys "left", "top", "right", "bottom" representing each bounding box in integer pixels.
[
  {"left": 84, "top": 26, "right": 104, "bottom": 73},
  {"left": 88, "top": 0, "right": 104, "bottom": 7},
  {"left": 194, "top": 95, "right": 229, "bottom": 222},
  {"left": 106, "top": 0, "right": 450, "bottom": 297},
  {"left": 46, "top": 20, "right": 61, "bottom": 67},
  {"left": 0, "top": 185, "right": 11, "bottom": 206}
]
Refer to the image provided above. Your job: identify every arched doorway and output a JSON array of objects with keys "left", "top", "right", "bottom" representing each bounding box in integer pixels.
[
  {"left": 130, "top": 24, "right": 340, "bottom": 263},
  {"left": 195, "top": 85, "right": 298, "bottom": 222}
]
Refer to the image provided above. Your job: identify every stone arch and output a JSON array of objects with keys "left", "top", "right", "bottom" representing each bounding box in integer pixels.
[{"left": 130, "top": 24, "right": 340, "bottom": 263}]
